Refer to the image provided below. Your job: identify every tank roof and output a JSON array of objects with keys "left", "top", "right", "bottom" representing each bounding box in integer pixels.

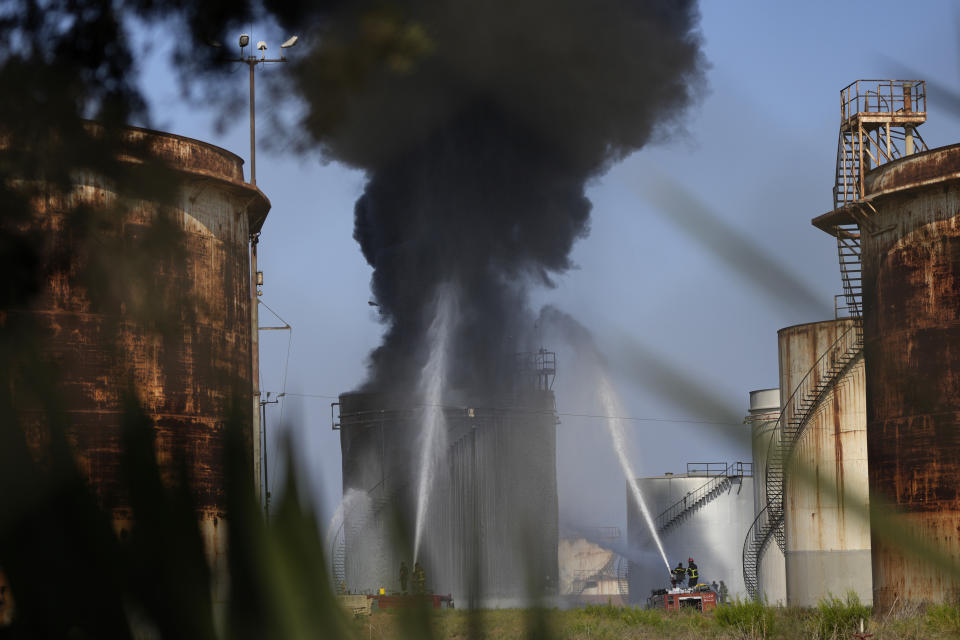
[
  {"left": 776, "top": 317, "right": 857, "bottom": 335},
  {"left": 814, "top": 143, "right": 960, "bottom": 234}
]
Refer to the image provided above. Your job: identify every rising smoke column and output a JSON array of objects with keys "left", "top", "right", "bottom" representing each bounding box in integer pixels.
[{"left": 294, "top": 0, "right": 707, "bottom": 391}]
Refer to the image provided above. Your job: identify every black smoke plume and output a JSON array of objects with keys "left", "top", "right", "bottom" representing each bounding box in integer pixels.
[{"left": 292, "top": 1, "right": 707, "bottom": 392}]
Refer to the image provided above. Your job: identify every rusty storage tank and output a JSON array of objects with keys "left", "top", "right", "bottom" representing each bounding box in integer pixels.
[
  {"left": 849, "top": 144, "right": 960, "bottom": 607},
  {"left": 778, "top": 319, "right": 870, "bottom": 606},
  {"left": 337, "top": 382, "right": 559, "bottom": 604},
  {"left": 746, "top": 388, "right": 787, "bottom": 605},
  {"left": 8, "top": 126, "right": 269, "bottom": 608}
]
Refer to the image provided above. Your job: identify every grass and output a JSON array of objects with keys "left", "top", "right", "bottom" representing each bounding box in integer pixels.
[
  {"left": 924, "top": 602, "right": 960, "bottom": 635},
  {"left": 348, "top": 602, "right": 960, "bottom": 639},
  {"left": 714, "top": 598, "right": 777, "bottom": 638},
  {"left": 813, "top": 592, "right": 871, "bottom": 639}
]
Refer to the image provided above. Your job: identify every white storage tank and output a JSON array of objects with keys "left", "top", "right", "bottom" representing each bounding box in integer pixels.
[
  {"left": 779, "top": 319, "right": 871, "bottom": 606},
  {"left": 627, "top": 464, "right": 755, "bottom": 604},
  {"left": 746, "top": 388, "right": 787, "bottom": 605}
]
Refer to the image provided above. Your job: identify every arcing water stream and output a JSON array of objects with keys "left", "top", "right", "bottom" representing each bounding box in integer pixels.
[
  {"left": 413, "top": 284, "right": 457, "bottom": 564},
  {"left": 597, "top": 373, "right": 672, "bottom": 576}
]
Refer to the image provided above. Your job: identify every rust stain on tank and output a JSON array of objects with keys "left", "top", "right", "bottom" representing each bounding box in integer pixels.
[
  {"left": 833, "top": 390, "right": 845, "bottom": 518},
  {"left": 9, "top": 127, "right": 270, "bottom": 514},
  {"left": 860, "top": 143, "right": 960, "bottom": 607}
]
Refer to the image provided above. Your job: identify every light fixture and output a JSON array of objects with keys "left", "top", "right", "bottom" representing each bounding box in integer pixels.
[
  {"left": 257, "top": 40, "right": 268, "bottom": 51},
  {"left": 281, "top": 36, "right": 299, "bottom": 48},
  {"left": 239, "top": 33, "right": 250, "bottom": 48}
]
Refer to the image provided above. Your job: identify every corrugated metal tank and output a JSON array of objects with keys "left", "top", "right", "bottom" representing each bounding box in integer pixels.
[
  {"left": 627, "top": 471, "right": 754, "bottom": 603},
  {"left": 746, "top": 388, "right": 787, "bottom": 605},
  {"left": 858, "top": 144, "right": 960, "bottom": 607},
  {"left": 338, "top": 389, "right": 559, "bottom": 604},
  {"left": 778, "top": 319, "right": 871, "bottom": 606},
  {"left": 11, "top": 126, "right": 269, "bottom": 608}
]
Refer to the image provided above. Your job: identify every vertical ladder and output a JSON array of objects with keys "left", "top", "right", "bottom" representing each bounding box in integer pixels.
[{"left": 836, "top": 224, "right": 862, "bottom": 318}]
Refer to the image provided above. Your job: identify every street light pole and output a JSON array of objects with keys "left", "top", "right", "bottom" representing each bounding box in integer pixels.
[
  {"left": 232, "top": 37, "right": 295, "bottom": 185},
  {"left": 249, "top": 60, "right": 256, "bottom": 185},
  {"left": 229, "top": 33, "right": 297, "bottom": 510},
  {"left": 260, "top": 392, "right": 282, "bottom": 519}
]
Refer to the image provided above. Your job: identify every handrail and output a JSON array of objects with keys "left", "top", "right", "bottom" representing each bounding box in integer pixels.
[
  {"left": 655, "top": 462, "right": 751, "bottom": 532},
  {"left": 840, "top": 79, "right": 926, "bottom": 120},
  {"left": 836, "top": 80, "right": 927, "bottom": 208},
  {"left": 742, "top": 322, "right": 863, "bottom": 599},
  {"left": 687, "top": 462, "right": 733, "bottom": 476}
]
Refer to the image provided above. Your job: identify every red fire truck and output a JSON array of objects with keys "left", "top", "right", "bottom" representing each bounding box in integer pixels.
[{"left": 648, "top": 587, "right": 717, "bottom": 612}]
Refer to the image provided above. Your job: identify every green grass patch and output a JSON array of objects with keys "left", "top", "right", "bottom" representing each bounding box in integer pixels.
[
  {"left": 580, "top": 602, "right": 666, "bottom": 628},
  {"left": 925, "top": 602, "right": 960, "bottom": 635},
  {"left": 713, "top": 599, "right": 776, "bottom": 638},
  {"left": 814, "top": 592, "right": 871, "bottom": 639}
]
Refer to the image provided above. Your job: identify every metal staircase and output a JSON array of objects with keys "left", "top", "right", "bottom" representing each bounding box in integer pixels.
[
  {"left": 331, "top": 521, "right": 346, "bottom": 589},
  {"left": 655, "top": 463, "right": 752, "bottom": 533},
  {"left": 616, "top": 555, "right": 630, "bottom": 599},
  {"left": 836, "top": 224, "right": 863, "bottom": 317}
]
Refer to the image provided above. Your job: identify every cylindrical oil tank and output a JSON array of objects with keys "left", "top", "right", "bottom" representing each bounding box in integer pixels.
[
  {"left": 338, "top": 388, "right": 559, "bottom": 605},
  {"left": 778, "top": 319, "right": 870, "bottom": 606},
  {"left": 9, "top": 126, "right": 269, "bottom": 608},
  {"left": 858, "top": 144, "right": 960, "bottom": 607},
  {"left": 627, "top": 468, "right": 755, "bottom": 604},
  {"left": 746, "top": 388, "right": 787, "bottom": 605}
]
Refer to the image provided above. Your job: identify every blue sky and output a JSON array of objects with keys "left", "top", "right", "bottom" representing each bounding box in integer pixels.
[{"left": 131, "top": 0, "right": 960, "bottom": 533}]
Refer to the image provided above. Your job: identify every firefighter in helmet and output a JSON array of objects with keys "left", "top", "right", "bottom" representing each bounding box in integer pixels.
[
  {"left": 671, "top": 562, "right": 686, "bottom": 588},
  {"left": 686, "top": 557, "right": 699, "bottom": 588},
  {"left": 413, "top": 562, "right": 426, "bottom": 595},
  {"left": 399, "top": 561, "right": 409, "bottom": 594}
]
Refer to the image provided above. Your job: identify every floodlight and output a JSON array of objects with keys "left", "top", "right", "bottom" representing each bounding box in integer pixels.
[
  {"left": 239, "top": 33, "right": 250, "bottom": 47},
  {"left": 257, "top": 41, "right": 268, "bottom": 51},
  {"left": 281, "top": 36, "right": 299, "bottom": 48}
]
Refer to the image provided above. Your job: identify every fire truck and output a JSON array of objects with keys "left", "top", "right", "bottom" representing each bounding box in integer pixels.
[{"left": 647, "top": 586, "right": 717, "bottom": 612}]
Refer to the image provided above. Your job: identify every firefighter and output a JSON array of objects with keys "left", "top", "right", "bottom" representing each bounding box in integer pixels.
[
  {"left": 399, "top": 561, "right": 409, "bottom": 594},
  {"left": 413, "top": 562, "right": 426, "bottom": 595},
  {"left": 671, "top": 562, "right": 686, "bottom": 588},
  {"left": 719, "top": 580, "right": 729, "bottom": 606},
  {"left": 686, "top": 557, "right": 699, "bottom": 588}
]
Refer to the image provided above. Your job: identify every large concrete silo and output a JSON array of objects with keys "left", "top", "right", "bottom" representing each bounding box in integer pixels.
[
  {"left": 10, "top": 126, "right": 269, "bottom": 607},
  {"left": 778, "top": 319, "right": 870, "bottom": 606},
  {"left": 832, "top": 144, "right": 960, "bottom": 607}
]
